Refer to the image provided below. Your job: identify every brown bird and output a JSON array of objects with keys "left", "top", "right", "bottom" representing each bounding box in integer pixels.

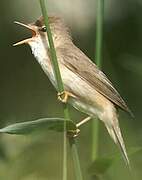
[{"left": 14, "top": 16, "right": 132, "bottom": 165}]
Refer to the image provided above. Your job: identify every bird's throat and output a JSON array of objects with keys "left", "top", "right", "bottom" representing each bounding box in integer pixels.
[{"left": 29, "top": 36, "right": 56, "bottom": 87}]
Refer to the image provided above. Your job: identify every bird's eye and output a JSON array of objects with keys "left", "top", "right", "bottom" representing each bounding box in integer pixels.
[{"left": 40, "top": 26, "right": 47, "bottom": 32}]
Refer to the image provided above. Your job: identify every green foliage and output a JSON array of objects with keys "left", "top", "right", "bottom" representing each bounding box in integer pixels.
[
  {"left": 92, "top": 0, "right": 104, "bottom": 162},
  {"left": 88, "top": 157, "right": 113, "bottom": 176},
  {"left": 0, "top": 118, "right": 76, "bottom": 135},
  {"left": 0, "top": 0, "right": 142, "bottom": 179}
]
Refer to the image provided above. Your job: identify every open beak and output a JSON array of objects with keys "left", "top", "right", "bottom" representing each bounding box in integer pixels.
[{"left": 13, "top": 21, "right": 37, "bottom": 46}]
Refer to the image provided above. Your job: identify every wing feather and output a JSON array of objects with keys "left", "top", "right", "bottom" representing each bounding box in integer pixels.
[{"left": 57, "top": 45, "right": 132, "bottom": 115}]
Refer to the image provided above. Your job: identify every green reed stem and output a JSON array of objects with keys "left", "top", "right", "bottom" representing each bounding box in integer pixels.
[
  {"left": 69, "top": 138, "right": 83, "bottom": 180},
  {"left": 92, "top": 0, "right": 104, "bottom": 161},
  {"left": 39, "top": 1, "right": 63, "bottom": 92},
  {"left": 39, "top": 1, "right": 83, "bottom": 180},
  {"left": 95, "top": 0, "right": 104, "bottom": 68}
]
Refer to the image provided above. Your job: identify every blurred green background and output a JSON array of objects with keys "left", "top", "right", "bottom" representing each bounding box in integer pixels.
[{"left": 0, "top": 0, "right": 142, "bottom": 179}]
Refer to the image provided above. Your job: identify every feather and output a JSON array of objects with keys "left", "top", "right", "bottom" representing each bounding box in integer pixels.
[
  {"left": 105, "top": 121, "right": 129, "bottom": 166},
  {"left": 58, "top": 45, "right": 133, "bottom": 116}
]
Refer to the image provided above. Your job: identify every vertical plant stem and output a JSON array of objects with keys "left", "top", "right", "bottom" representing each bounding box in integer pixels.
[
  {"left": 39, "top": 1, "right": 83, "bottom": 180},
  {"left": 69, "top": 138, "right": 83, "bottom": 180},
  {"left": 92, "top": 0, "right": 104, "bottom": 161},
  {"left": 39, "top": 1, "right": 64, "bottom": 91},
  {"left": 39, "top": 1, "right": 67, "bottom": 180},
  {"left": 92, "top": 120, "right": 99, "bottom": 160},
  {"left": 95, "top": 0, "right": 104, "bottom": 68},
  {"left": 63, "top": 104, "right": 68, "bottom": 180}
]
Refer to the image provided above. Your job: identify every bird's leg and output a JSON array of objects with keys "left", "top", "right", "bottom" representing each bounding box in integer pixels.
[
  {"left": 58, "top": 91, "right": 76, "bottom": 103},
  {"left": 76, "top": 116, "right": 91, "bottom": 128},
  {"left": 67, "top": 116, "right": 92, "bottom": 138}
]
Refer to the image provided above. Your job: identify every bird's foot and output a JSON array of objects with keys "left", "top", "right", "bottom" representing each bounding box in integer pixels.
[
  {"left": 57, "top": 91, "right": 76, "bottom": 103},
  {"left": 67, "top": 128, "right": 80, "bottom": 138},
  {"left": 67, "top": 116, "right": 91, "bottom": 138}
]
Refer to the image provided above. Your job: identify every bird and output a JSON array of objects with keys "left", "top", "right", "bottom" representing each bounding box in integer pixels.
[{"left": 14, "top": 16, "right": 132, "bottom": 165}]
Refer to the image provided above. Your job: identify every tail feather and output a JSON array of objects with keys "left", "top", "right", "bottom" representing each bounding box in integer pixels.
[{"left": 105, "top": 119, "right": 129, "bottom": 166}]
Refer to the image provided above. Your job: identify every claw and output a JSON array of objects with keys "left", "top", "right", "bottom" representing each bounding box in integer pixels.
[
  {"left": 57, "top": 91, "right": 76, "bottom": 103},
  {"left": 67, "top": 128, "right": 80, "bottom": 138},
  {"left": 67, "top": 117, "right": 91, "bottom": 138}
]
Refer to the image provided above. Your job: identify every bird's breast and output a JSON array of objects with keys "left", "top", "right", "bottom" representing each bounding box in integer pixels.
[
  {"left": 29, "top": 41, "right": 115, "bottom": 123},
  {"left": 29, "top": 39, "right": 56, "bottom": 87}
]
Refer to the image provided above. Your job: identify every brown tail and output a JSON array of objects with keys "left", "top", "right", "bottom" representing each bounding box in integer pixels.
[{"left": 105, "top": 117, "right": 129, "bottom": 166}]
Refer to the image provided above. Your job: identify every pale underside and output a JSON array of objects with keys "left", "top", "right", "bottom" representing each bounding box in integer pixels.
[
  {"left": 29, "top": 37, "right": 117, "bottom": 126},
  {"left": 28, "top": 34, "right": 129, "bottom": 164}
]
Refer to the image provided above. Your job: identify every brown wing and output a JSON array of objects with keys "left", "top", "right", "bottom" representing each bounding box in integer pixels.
[{"left": 58, "top": 45, "right": 132, "bottom": 116}]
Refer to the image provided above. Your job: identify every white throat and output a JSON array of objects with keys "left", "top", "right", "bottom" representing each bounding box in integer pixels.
[
  {"left": 29, "top": 36, "right": 49, "bottom": 64},
  {"left": 28, "top": 36, "right": 56, "bottom": 87}
]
